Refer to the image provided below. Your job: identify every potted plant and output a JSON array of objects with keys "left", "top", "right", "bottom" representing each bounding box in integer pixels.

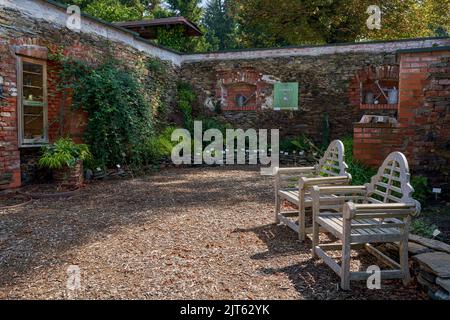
[{"left": 39, "top": 138, "right": 92, "bottom": 188}]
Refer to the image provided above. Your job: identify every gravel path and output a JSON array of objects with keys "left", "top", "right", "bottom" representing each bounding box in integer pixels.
[{"left": 0, "top": 166, "right": 426, "bottom": 299}]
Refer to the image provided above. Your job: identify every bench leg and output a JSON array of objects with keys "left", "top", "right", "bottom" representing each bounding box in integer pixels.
[
  {"left": 275, "top": 194, "right": 280, "bottom": 223},
  {"left": 312, "top": 218, "right": 319, "bottom": 258},
  {"left": 340, "top": 219, "right": 351, "bottom": 290},
  {"left": 400, "top": 236, "right": 411, "bottom": 286},
  {"left": 298, "top": 209, "right": 306, "bottom": 241},
  {"left": 298, "top": 189, "right": 306, "bottom": 241}
]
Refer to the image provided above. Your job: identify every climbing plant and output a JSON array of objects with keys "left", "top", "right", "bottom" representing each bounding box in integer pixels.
[
  {"left": 177, "top": 82, "right": 196, "bottom": 130},
  {"left": 57, "top": 57, "right": 153, "bottom": 169}
]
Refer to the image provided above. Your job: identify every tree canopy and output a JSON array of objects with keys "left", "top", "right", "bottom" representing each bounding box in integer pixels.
[{"left": 56, "top": 0, "right": 449, "bottom": 52}]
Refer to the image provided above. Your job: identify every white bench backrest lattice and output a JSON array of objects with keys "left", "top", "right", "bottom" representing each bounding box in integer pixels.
[
  {"left": 316, "top": 140, "right": 349, "bottom": 177},
  {"left": 365, "top": 152, "right": 416, "bottom": 205}
]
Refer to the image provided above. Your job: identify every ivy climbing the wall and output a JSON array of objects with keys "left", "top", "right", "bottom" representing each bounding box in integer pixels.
[{"left": 58, "top": 57, "right": 153, "bottom": 169}]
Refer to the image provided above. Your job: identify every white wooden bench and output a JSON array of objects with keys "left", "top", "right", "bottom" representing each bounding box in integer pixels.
[
  {"left": 311, "top": 152, "right": 421, "bottom": 290},
  {"left": 274, "top": 140, "right": 351, "bottom": 241}
]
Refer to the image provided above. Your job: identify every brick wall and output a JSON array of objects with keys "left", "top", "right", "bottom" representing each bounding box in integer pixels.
[
  {"left": 353, "top": 123, "right": 403, "bottom": 167},
  {"left": 0, "top": 6, "right": 179, "bottom": 189},
  {"left": 353, "top": 48, "right": 450, "bottom": 183}
]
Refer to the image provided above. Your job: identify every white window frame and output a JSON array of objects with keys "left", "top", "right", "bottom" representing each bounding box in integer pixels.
[{"left": 17, "top": 56, "right": 48, "bottom": 147}]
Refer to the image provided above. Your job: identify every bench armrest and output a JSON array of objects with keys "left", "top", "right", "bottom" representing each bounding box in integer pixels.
[
  {"left": 311, "top": 185, "right": 367, "bottom": 217},
  {"left": 343, "top": 201, "right": 421, "bottom": 220},
  {"left": 299, "top": 175, "right": 351, "bottom": 190},
  {"left": 274, "top": 166, "right": 316, "bottom": 176}
]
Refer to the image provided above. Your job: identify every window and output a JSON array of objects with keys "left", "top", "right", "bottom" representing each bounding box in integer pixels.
[{"left": 17, "top": 57, "right": 48, "bottom": 146}]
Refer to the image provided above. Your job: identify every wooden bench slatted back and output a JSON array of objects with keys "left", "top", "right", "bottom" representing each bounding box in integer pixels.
[
  {"left": 365, "top": 152, "right": 416, "bottom": 205},
  {"left": 317, "top": 140, "right": 349, "bottom": 177}
]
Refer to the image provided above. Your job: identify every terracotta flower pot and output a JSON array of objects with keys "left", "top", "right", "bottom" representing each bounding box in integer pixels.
[{"left": 53, "top": 160, "right": 84, "bottom": 188}]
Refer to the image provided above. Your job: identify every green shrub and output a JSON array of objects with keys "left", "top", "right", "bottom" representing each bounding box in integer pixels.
[
  {"left": 411, "top": 219, "right": 438, "bottom": 238},
  {"left": 58, "top": 58, "right": 153, "bottom": 169},
  {"left": 39, "top": 138, "right": 91, "bottom": 170},
  {"left": 177, "top": 82, "right": 196, "bottom": 129},
  {"left": 411, "top": 175, "right": 432, "bottom": 205},
  {"left": 280, "top": 134, "right": 319, "bottom": 154},
  {"left": 143, "top": 127, "right": 177, "bottom": 163}
]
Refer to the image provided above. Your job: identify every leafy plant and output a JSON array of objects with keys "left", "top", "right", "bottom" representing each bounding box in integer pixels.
[
  {"left": 58, "top": 58, "right": 153, "bottom": 169},
  {"left": 39, "top": 138, "right": 91, "bottom": 170},
  {"left": 177, "top": 82, "right": 196, "bottom": 130},
  {"left": 411, "top": 218, "right": 438, "bottom": 239},
  {"left": 143, "top": 126, "right": 177, "bottom": 163},
  {"left": 411, "top": 175, "right": 432, "bottom": 205}
]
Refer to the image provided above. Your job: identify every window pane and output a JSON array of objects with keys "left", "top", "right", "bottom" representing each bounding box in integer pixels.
[
  {"left": 23, "top": 62, "right": 44, "bottom": 103},
  {"left": 22, "top": 61, "right": 45, "bottom": 142},
  {"left": 23, "top": 105, "right": 44, "bottom": 140}
]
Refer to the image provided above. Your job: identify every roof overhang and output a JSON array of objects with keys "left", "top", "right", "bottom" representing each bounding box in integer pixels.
[{"left": 115, "top": 17, "right": 203, "bottom": 39}]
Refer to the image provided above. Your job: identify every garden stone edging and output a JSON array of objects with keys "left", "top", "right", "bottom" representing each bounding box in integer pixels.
[
  {"left": 413, "top": 252, "right": 450, "bottom": 278},
  {"left": 380, "top": 234, "right": 450, "bottom": 300},
  {"left": 408, "top": 235, "right": 450, "bottom": 300},
  {"left": 409, "top": 234, "right": 450, "bottom": 254}
]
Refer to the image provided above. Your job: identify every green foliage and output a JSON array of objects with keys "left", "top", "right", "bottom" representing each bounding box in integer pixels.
[
  {"left": 166, "top": 0, "right": 203, "bottom": 23},
  {"left": 156, "top": 25, "right": 211, "bottom": 53},
  {"left": 203, "top": 0, "right": 238, "bottom": 51},
  {"left": 39, "top": 138, "right": 92, "bottom": 169},
  {"left": 230, "top": 0, "right": 449, "bottom": 48},
  {"left": 58, "top": 58, "right": 153, "bottom": 169},
  {"left": 198, "top": 116, "right": 232, "bottom": 135},
  {"left": 280, "top": 134, "right": 319, "bottom": 154},
  {"left": 411, "top": 175, "right": 432, "bottom": 205},
  {"left": 341, "top": 136, "right": 377, "bottom": 185},
  {"left": 143, "top": 126, "right": 177, "bottom": 163},
  {"left": 411, "top": 218, "right": 438, "bottom": 239},
  {"left": 177, "top": 82, "right": 196, "bottom": 129},
  {"left": 144, "top": 57, "right": 171, "bottom": 124}
]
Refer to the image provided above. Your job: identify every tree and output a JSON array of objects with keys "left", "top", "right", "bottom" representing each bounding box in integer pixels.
[
  {"left": 56, "top": 0, "right": 162, "bottom": 21},
  {"left": 202, "top": 0, "right": 238, "bottom": 51},
  {"left": 230, "top": 0, "right": 450, "bottom": 48},
  {"left": 156, "top": 0, "right": 211, "bottom": 52},
  {"left": 165, "top": 0, "right": 203, "bottom": 23}
]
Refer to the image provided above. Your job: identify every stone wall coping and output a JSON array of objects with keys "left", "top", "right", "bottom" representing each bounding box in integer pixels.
[
  {"left": 182, "top": 38, "right": 450, "bottom": 63},
  {"left": 354, "top": 122, "right": 399, "bottom": 128}
]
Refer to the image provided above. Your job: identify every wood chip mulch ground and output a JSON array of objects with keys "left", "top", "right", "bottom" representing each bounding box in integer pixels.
[{"left": 0, "top": 166, "right": 427, "bottom": 299}]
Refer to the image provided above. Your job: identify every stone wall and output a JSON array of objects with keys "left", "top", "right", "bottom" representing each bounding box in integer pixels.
[
  {"left": 0, "top": 2, "right": 180, "bottom": 189},
  {"left": 180, "top": 38, "right": 450, "bottom": 144},
  {"left": 181, "top": 53, "right": 399, "bottom": 142}
]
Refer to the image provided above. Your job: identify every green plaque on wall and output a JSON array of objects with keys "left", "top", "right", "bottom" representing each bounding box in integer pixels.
[{"left": 273, "top": 82, "right": 299, "bottom": 110}]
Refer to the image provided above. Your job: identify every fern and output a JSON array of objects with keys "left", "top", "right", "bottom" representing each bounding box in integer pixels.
[{"left": 39, "top": 138, "right": 92, "bottom": 169}]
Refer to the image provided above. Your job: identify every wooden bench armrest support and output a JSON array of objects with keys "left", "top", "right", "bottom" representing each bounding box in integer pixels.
[
  {"left": 343, "top": 201, "right": 421, "bottom": 219},
  {"left": 312, "top": 185, "right": 367, "bottom": 195},
  {"left": 275, "top": 167, "right": 316, "bottom": 175},
  {"left": 299, "top": 176, "right": 351, "bottom": 189}
]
